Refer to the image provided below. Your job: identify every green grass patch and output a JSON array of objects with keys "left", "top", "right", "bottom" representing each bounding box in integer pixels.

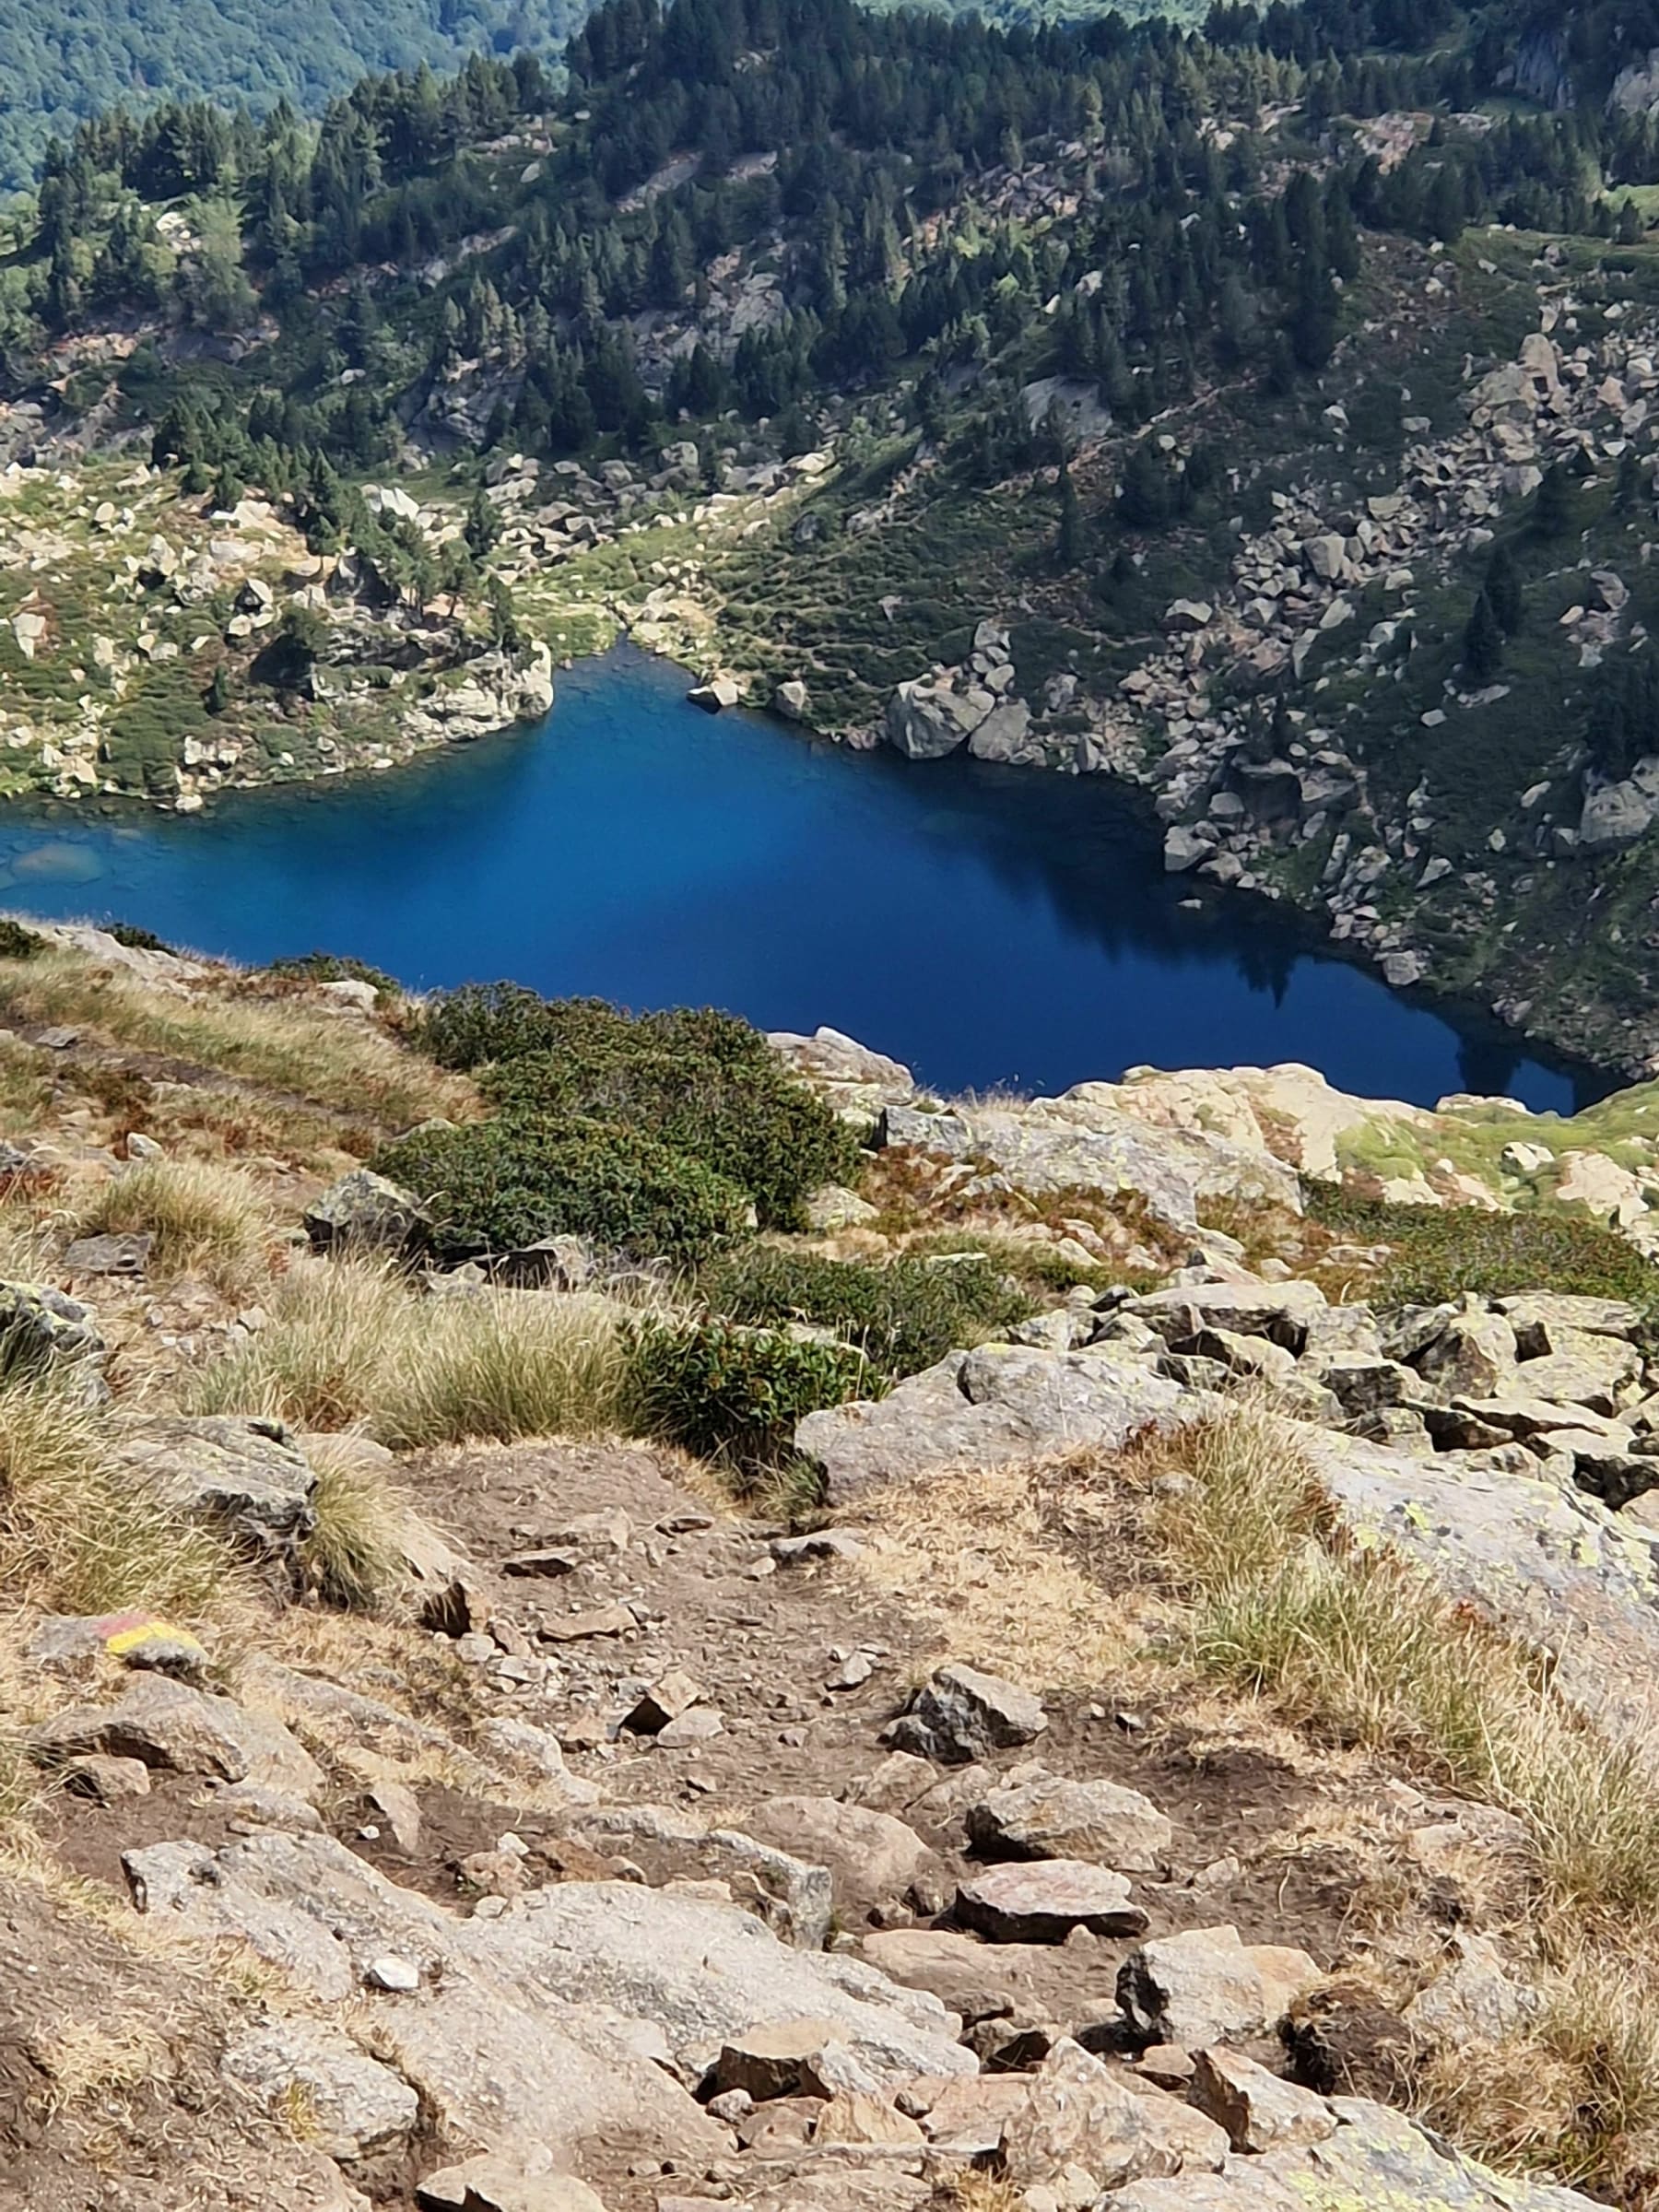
[
  {"left": 1307, "top": 1183, "right": 1659, "bottom": 1308},
  {"left": 699, "top": 1244, "right": 1034, "bottom": 1377}
]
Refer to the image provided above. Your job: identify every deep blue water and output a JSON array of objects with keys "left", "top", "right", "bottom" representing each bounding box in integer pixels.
[{"left": 0, "top": 645, "right": 1602, "bottom": 1112}]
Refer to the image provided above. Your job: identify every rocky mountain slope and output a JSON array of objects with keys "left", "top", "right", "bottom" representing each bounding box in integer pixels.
[
  {"left": 16, "top": 0, "right": 1659, "bottom": 1072},
  {"left": 0, "top": 456, "right": 553, "bottom": 805},
  {"left": 3, "top": 928, "right": 1659, "bottom": 2208}
]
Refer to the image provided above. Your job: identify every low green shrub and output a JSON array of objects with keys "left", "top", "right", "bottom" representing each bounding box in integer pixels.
[
  {"left": 0, "top": 920, "right": 43, "bottom": 961},
  {"left": 629, "top": 1314, "right": 871, "bottom": 1482},
  {"left": 412, "top": 982, "right": 595, "bottom": 1067},
  {"left": 484, "top": 1044, "right": 856, "bottom": 1231},
  {"left": 699, "top": 1246, "right": 1032, "bottom": 1377},
  {"left": 1307, "top": 1186, "right": 1659, "bottom": 1309},
  {"left": 372, "top": 1113, "right": 748, "bottom": 1264},
  {"left": 268, "top": 949, "right": 401, "bottom": 996},
  {"left": 434, "top": 991, "right": 858, "bottom": 1229},
  {"left": 105, "top": 922, "right": 175, "bottom": 953}
]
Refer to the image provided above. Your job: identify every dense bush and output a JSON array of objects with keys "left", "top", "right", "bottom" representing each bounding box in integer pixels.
[
  {"left": 412, "top": 982, "right": 597, "bottom": 1068},
  {"left": 424, "top": 987, "right": 858, "bottom": 1230},
  {"left": 372, "top": 1113, "right": 748, "bottom": 1265},
  {"left": 699, "top": 1246, "right": 1033, "bottom": 1378},
  {"left": 1308, "top": 1186, "right": 1659, "bottom": 1310},
  {"left": 106, "top": 922, "right": 176, "bottom": 953},
  {"left": 268, "top": 949, "right": 400, "bottom": 996},
  {"left": 0, "top": 920, "right": 43, "bottom": 960},
  {"left": 629, "top": 1315, "right": 871, "bottom": 1480}
]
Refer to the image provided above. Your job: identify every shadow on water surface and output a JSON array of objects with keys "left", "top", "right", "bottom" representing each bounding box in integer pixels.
[{"left": 0, "top": 645, "right": 1609, "bottom": 1113}]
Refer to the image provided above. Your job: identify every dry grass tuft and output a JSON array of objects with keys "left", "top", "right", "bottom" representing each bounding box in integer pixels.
[
  {"left": 1130, "top": 1405, "right": 1659, "bottom": 2206},
  {"left": 272, "top": 2076, "right": 324, "bottom": 2144},
  {"left": 1140, "top": 1404, "right": 1659, "bottom": 1924},
  {"left": 35, "top": 2017, "right": 178, "bottom": 2113},
  {"left": 381, "top": 1286, "right": 631, "bottom": 1450},
  {"left": 192, "top": 1253, "right": 632, "bottom": 1449},
  {"left": 1416, "top": 1949, "right": 1659, "bottom": 2201},
  {"left": 192, "top": 1254, "right": 410, "bottom": 1430},
  {"left": 0, "top": 1374, "right": 237, "bottom": 1618},
  {"left": 0, "top": 1033, "right": 53, "bottom": 1130},
  {"left": 0, "top": 949, "right": 475, "bottom": 1130},
  {"left": 853, "top": 1457, "right": 1138, "bottom": 1688},
  {"left": 73, "top": 1157, "right": 277, "bottom": 1297},
  {"left": 297, "top": 1434, "right": 409, "bottom": 1613},
  {"left": 938, "top": 2179, "right": 1025, "bottom": 2212},
  {"left": 0, "top": 1185, "right": 59, "bottom": 1282},
  {"left": 0, "top": 1729, "right": 35, "bottom": 1834},
  {"left": 852, "top": 1404, "right": 1659, "bottom": 2206}
]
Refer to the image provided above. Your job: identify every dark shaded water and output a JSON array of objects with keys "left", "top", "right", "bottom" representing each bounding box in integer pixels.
[{"left": 0, "top": 645, "right": 1603, "bottom": 1112}]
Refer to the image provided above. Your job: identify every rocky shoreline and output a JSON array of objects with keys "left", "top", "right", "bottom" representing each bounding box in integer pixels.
[
  {"left": 6, "top": 305, "right": 1653, "bottom": 1076},
  {"left": 740, "top": 312, "right": 1659, "bottom": 1084},
  {"left": 0, "top": 446, "right": 561, "bottom": 817}
]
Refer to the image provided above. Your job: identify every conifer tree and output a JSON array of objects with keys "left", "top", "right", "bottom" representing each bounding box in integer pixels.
[
  {"left": 1056, "top": 460, "right": 1084, "bottom": 568},
  {"left": 1463, "top": 590, "right": 1503, "bottom": 684},
  {"left": 1533, "top": 462, "right": 1574, "bottom": 539},
  {"left": 1485, "top": 542, "right": 1523, "bottom": 635}
]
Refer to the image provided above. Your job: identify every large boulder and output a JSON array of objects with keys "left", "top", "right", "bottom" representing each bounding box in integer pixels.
[
  {"left": 1497, "top": 1293, "right": 1644, "bottom": 1347},
  {"left": 304, "top": 1170, "right": 431, "bottom": 1254},
  {"left": 1402, "top": 1932, "right": 1543, "bottom": 2049},
  {"left": 108, "top": 1414, "right": 319, "bottom": 1559},
  {"left": 561, "top": 1802, "right": 832, "bottom": 1947},
  {"left": 511, "top": 641, "right": 555, "bottom": 721},
  {"left": 124, "top": 1832, "right": 731, "bottom": 2172},
  {"left": 967, "top": 700, "right": 1033, "bottom": 762},
  {"left": 1307, "top": 1424, "right": 1659, "bottom": 1755},
  {"left": 884, "top": 678, "right": 984, "bottom": 759},
  {"left": 965, "top": 1769, "right": 1172, "bottom": 1870},
  {"left": 1002, "top": 2039, "right": 1228, "bottom": 2193},
  {"left": 859, "top": 1926, "right": 1054, "bottom": 2022},
  {"left": 1118, "top": 1925, "right": 1321, "bottom": 2047},
  {"left": 889, "top": 1664, "right": 1048, "bottom": 1764},
  {"left": 797, "top": 1343, "right": 1186, "bottom": 1502},
  {"left": 768, "top": 1026, "right": 915, "bottom": 1124},
  {"left": 1109, "top": 2095, "right": 1603, "bottom": 2212},
  {"left": 30, "top": 1677, "right": 324, "bottom": 1797},
  {"left": 0, "top": 1280, "right": 105, "bottom": 1384},
  {"left": 877, "top": 1099, "right": 1300, "bottom": 1228},
  {"left": 1509, "top": 1328, "right": 1642, "bottom": 1415},
  {"left": 875, "top": 1103, "right": 975, "bottom": 1159},
  {"left": 1129, "top": 1277, "right": 1330, "bottom": 1357},
  {"left": 1580, "top": 763, "right": 1659, "bottom": 853},
  {"left": 465, "top": 1878, "right": 976, "bottom": 2085},
  {"left": 1303, "top": 533, "right": 1349, "bottom": 582},
  {"left": 417, "top": 2161, "right": 604, "bottom": 2212},
  {"left": 769, "top": 1026, "right": 913, "bottom": 1098},
  {"left": 956, "top": 1859, "right": 1147, "bottom": 1942},
  {"left": 1075, "top": 1061, "right": 1430, "bottom": 1184},
  {"left": 740, "top": 1796, "right": 943, "bottom": 1926},
  {"left": 1410, "top": 1304, "right": 1519, "bottom": 1398},
  {"left": 222, "top": 2018, "right": 419, "bottom": 2164},
  {"left": 1189, "top": 2046, "right": 1337, "bottom": 2155}
]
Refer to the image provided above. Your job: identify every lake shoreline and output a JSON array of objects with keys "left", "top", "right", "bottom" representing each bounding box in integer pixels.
[{"left": 0, "top": 642, "right": 1617, "bottom": 1112}]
